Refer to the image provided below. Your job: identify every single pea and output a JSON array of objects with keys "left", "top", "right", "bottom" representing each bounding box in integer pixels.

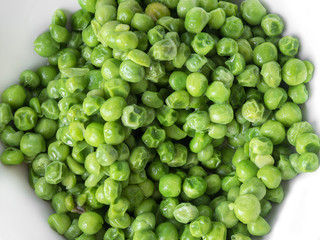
[
  {"left": 232, "top": 194, "right": 261, "bottom": 224},
  {"left": 282, "top": 58, "right": 307, "bottom": 86},
  {"left": 261, "top": 14, "right": 284, "bottom": 37},
  {"left": 279, "top": 36, "right": 299, "bottom": 57},
  {"left": 20, "top": 133, "right": 46, "bottom": 157},
  {"left": 184, "top": 7, "right": 210, "bottom": 34},
  {"left": 173, "top": 203, "right": 199, "bottom": 224},
  {"left": 208, "top": 8, "right": 226, "bottom": 30},
  {"left": 48, "top": 213, "right": 72, "bottom": 235},
  {"left": 78, "top": 212, "right": 104, "bottom": 235},
  {"left": 257, "top": 165, "right": 282, "bottom": 189},
  {"left": 241, "top": 99, "right": 264, "bottom": 124},
  {"left": 209, "top": 103, "right": 234, "bottom": 124},
  {"left": 1, "top": 85, "right": 26, "bottom": 109},
  {"left": 288, "top": 84, "right": 309, "bottom": 104},
  {"left": 189, "top": 216, "right": 212, "bottom": 238},
  {"left": 237, "top": 65, "right": 260, "bottom": 87},
  {"left": 191, "top": 32, "right": 215, "bottom": 56},
  {"left": 275, "top": 102, "right": 302, "bottom": 127},
  {"left": 34, "top": 32, "right": 60, "bottom": 57},
  {"left": 103, "top": 121, "right": 126, "bottom": 145},
  {"left": 159, "top": 173, "right": 182, "bottom": 198},
  {"left": 183, "top": 176, "right": 207, "bottom": 199},
  {"left": 225, "top": 53, "right": 246, "bottom": 75},
  {"left": 264, "top": 87, "right": 287, "bottom": 110},
  {"left": 186, "top": 73, "right": 208, "bottom": 97},
  {"left": 0, "top": 148, "right": 24, "bottom": 165},
  {"left": 253, "top": 42, "right": 278, "bottom": 67},
  {"left": 220, "top": 16, "right": 244, "bottom": 39},
  {"left": 240, "top": 0, "right": 267, "bottom": 25}
]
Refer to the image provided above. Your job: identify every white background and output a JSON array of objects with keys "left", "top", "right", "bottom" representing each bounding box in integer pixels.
[{"left": 0, "top": 0, "right": 320, "bottom": 239}]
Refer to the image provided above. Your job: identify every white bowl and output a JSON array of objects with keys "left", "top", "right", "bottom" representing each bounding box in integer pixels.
[{"left": 0, "top": 0, "right": 319, "bottom": 239}]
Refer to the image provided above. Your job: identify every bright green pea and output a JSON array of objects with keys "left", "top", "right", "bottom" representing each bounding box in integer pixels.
[
  {"left": 13, "top": 106, "right": 38, "bottom": 131},
  {"left": 104, "top": 78, "right": 130, "bottom": 98},
  {"left": 209, "top": 103, "right": 234, "bottom": 124},
  {"left": 78, "top": 212, "right": 104, "bottom": 235},
  {"left": 264, "top": 87, "right": 287, "bottom": 110},
  {"left": 34, "top": 32, "right": 60, "bottom": 57},
  {"left": 237, "top": 65, "right": 260, "bottom": 87},
  {"left": 220, "top": 16, "right": 244, "bottom": 39},
  {"left": 159, "top": 173, "right": 182, "bottom": 198},
  {"left": 20, "top": 133, "right": 46, "bottom": 157},
  {"left": 120, "top": 59, "right": 145, "bottom": 83},
  {"left": 48, "top": 213, "right": 72, "bottom": 235},
  {"left": 260, "top": 61, "right": 282, "bottom": 88},
  {"left": 240, "top": 0, "right": 267, "bottom": 25},
  {"left": 183, "top": 176, "right": 207, "bottom": 199},
  {"left": 0, "top": 148, "right": 24, "bottom": 165},
  {"left": 257, "top": 165, "right": 282, "bottom": 189},
  {"left": 121, "top": 104, "right": 146, "bottom": 129},
  {"left": 186, "top": 73, "right": 208, "bottom": 97},
  {"left": 282, "top": 58, "right": 307, "bottom": 86},
  {"left": 184, "top": 7, "right": 210, "bottom": 34},
  {"left": 185, "top": 54, "right": 208, "bottom": 72},
  {"left": 142, "top": 126, "right": 166, "bottom": 148},
  {"left": 217, "top": 37, "right": 239, "bottom": 56},
  {"left": 202, "top": 221, "right": 227, "bottom": 240},
  {"left": 247, "top": 216, "right": 271, "bottom": 236},
  {"left": 208, "top": 8, "right": 226, "bottom": 30},
  {"left": 103, "top": 121, "right": 126, "bottom": 145},
  {"left": 261, "top": 14, "right": 284, "bottom": 37},
  {"left": 34, "top": 177, "right": 58, "bottom": 200},
  {"left": 189, "top": 216, "right": 212, "bottom": 238},
  {"left": 173, "top": 203, "right": 199, "bottom": 224},
  {"left": 149, "top": 38, "right": 177, "bottom": 61},
  {"left": 275, "top": 102, "right": 302, "bottom": 127},
  {"left": 253, "top": 42, "right": 278, "bottom": 67},
  {"left": 279, "top": 36, "right": 299, "bottom": 57},
  {"left": 288, "top": 84, "right": 309, "bottom": 104},
  {"left": 241, "top": 99, "right": 264, "bottom": 124},
  {"left": 191, "top": 33, "right": 215, "bottom": 56},
  {"left": 225, "top": 53, "right": 246, "bottom": 75},
  {"left": 232, "top": 194, "right": 261, "bottom": 224}
]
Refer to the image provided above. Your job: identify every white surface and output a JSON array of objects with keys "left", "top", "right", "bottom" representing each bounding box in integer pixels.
[{"left": 0, "top": 0, "right": 320, "bottom": 240}]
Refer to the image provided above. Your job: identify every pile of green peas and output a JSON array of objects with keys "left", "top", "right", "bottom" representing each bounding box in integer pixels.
[{"left": 0, "top": 0, "right": 319, "bottom": 239}]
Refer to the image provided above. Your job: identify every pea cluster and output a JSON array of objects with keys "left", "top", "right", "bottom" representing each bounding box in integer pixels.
[{"left": 0, "top": 0, "right": 318, "bottom": 239}]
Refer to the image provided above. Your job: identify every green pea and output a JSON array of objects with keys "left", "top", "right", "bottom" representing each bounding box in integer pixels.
[
  {"left": 209, "top": 103, "right": 234, "bottom": 124},
  {"left": 240, "top": 0, "right": 267, "bottom": 25},
  {"left": 159, "top": 173, "right": 182, "bottom": 198},
  {"left": 34, "top": 32, "right": 60, "bottom": 57},
  {"left": 20, "top": 133, "right": 46, "bottom": 157},
  {"left": 48, "top": 213, "right": 72, "bottom": 235},
  {"left": 142, "top": 126, "right": 166, "bottom": 148},
  {"left": 174, "top": 203, "right": 199, "bottom": 224},
  {"left": 184, "top": 7, "right": 210, "bottom": 34},
  {"left": 209, "top": 8, "right": 226, "bottom": 30},
  {"left": 1, "top": 85, "right": 26, "bottom": 109},
  {"left": 261, "top": 14, "right": 284, "bottom": 37},
  {"left": 279, "top": 36, "right": 299, "bottom": 57},
  {"left": 186, "top": 73, "right": 208, "bottom": 97},
  {"left": 282, "top": 58, "right": 308, "bottom": 86},
  {"left": 78, "top": 212, "right": 104, "bottom": 235},
  {"left": 34, "top": 177, "right": 58, "bottom": 200},
  {"left": 202, "top": 221, "right": 227, "bottom": 240},
  {"left": 0, "top": 148, "right": 24, "bottom": 165},
  {"left": 275, "top": 102, "right": 302, "bottom": 127},
  {"left": 103, "top": 122, "right": 125, "bottom": 145},
  {"left": 253, "top": 42, "right": 278, "bottom": 67},
  {"left": 220, "top": 16, "right": 244, "bottom": 39},
  {"left": 232, "top": 194, "right": 261, "bottom": 224}
]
